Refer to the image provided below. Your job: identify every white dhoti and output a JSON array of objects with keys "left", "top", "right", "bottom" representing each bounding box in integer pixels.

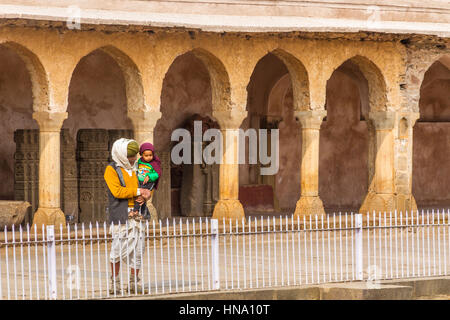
[{"left": 109, "top": 218, "right": 145, "bottom": 270}]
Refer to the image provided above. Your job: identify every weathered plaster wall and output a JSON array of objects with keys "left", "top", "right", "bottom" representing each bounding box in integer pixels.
[
  {"left": 0, "top": 45, "right": 36, "bottom": 199},
  {"left": 319, "top": 66, "right": 369, "bottom": 211},
  {"left": 276, "top": 87, "right": 302, "bottom": 210},
  {"left": 412, "top": 57, "right": 450, "bottom": 207},
  {"left": 413, "top": 123, "right": 450, "bottom": 207}
]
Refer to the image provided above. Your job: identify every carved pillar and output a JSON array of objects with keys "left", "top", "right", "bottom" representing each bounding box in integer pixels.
[
  {"left": 395, "top": 112, "right": 420, "bottom": 213},
  {"left": 294, "top": 110, "right": 327, "bottom": 216},
  {"left": 360, "top": 111, "right": 397, "bottom": 214},
  {"left": 77, "top": 129, "right": 110, "bottom": 223},
  {"left": 14, "top": 130, "right": 39, "bottom": 225},
  {"left": 212, "top": 110, "right": 247, "bottom": 221},
  {"left": 61, "top": 129, "right": 78, "bottom": 223},
  {"left": 128, "top": 110, "right": 162, "bottom": 221},
  {"left": 32, "top": 111, "right": 68, "bottom": 228}
]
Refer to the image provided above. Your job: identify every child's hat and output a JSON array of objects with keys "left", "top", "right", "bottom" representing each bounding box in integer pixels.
[{"left": 140, "top": 142, "right": 154, "bottom": 155}]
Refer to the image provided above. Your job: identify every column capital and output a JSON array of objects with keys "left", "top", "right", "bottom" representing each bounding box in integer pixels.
[
  {"left": 398, "top": 112, "right": 420, "bottom": 127},
  {"left": 128, "top": 110, "right": 162, "bottom": 130},
  {"left": 212, "top": 109, "right": 247, "bottom": 129},
  {"left": 261, "top": 116, "right": 283, "bottom": 129},
  {"left": 32, "top": 112, "right": 68, "bottom": 132},
  {"left": 294, "top": 110, "right": 327, "bottom": 130},
  {"left": 368, "top": 111, "right": 396, "bottom": 130}
]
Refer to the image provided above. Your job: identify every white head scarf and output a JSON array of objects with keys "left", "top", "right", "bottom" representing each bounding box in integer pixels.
[{"left": 111, "top": 138, "right": 138, "bottom": 171}]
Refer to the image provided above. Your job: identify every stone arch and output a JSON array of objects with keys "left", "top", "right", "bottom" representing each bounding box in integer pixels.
[
  {"left": 418, "top": 54, "right": 450, "bottom": 121},
  {"left": 421, "top": 54, "right": 450, "bottom": 81},
  {"left": 267, "top": 74, "right": 291, "bottom": 117},
  {"left": 162, "top": 47, "right": 231, "bottom": 111},
  {"left": 242, "top": 50, "right": 308, "bottom": 212},
  {"left": 70, "top": 45, "right": 145, "bottom": 112},
  {"left": 413, "top": 53, "right": 450, "bottom": 209},
  {"left": 65, "top": 47, "right": 139, "bottom": 222},
  {"left": 328, "top": 55, "right": 387, "bottom": 113},
  {"left": 0, "top": 41, "right": 42, "bottom": 223},
  {"left": 155, "top": 50, "right": 222, "bottom": 217},
  {"left": 263, "top": 49, "right": 310, "bottom": 111},
  {"left": 436, "top": 55, "right": 450, "bottom": 70},
  {"left": 0, "top": 41, "right": 49, "bottom": 112},
  {"left": 319, "top": 58, "right": 371, "bottom": 212}
]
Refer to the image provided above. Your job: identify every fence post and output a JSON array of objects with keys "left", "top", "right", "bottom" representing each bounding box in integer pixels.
[
  {"left": 355, "top": 214, "right": 363, "bottom": 280},
  {"left": 211, "top": 219, "right": 220, "bottom": 290},
  {"left": 47, "top": 225, "right": 57, "bottom": 299}
]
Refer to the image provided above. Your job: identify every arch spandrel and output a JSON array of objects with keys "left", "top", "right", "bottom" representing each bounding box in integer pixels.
[
  {"left": 420, "top": 54, "right": 450, "bottom": 80},
  {"left": 417, "top": 54, "right": 450, "bottom": 121},
  {"left": 418, "top": 54, "right": 450, "bottom": 88},
  {"left": 437, "top": 55, "right": 450, "bottom": 70},
  {"left": 406, "top": 51, "right": 450, "bottom": 113}
]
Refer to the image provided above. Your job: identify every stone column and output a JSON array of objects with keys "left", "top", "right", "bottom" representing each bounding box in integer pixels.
[
  {"left": 128, "top": 110, "right": 162, "bottom": 221},
  {"left": 128, "top": 110, "right": 162, "bottom": 144},
  {"left": 32, "top": 111, "right": 68, "bottom": 228},
  {"left": 360, "top": 111, "right": 396, "bottom": 214},
  {"left": 395, "top": 112, "right": 420, "bottom": 213},
  {"left": 212, "top": 110, "right": 247, "bottom": 221},
  {"left": 294, "top": 110, "right": 327, "bottom": 216}
]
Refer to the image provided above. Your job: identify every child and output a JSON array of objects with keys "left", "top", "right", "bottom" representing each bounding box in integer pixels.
[{"left": 133, "top": 142, "right": 162, "bottom": 217}]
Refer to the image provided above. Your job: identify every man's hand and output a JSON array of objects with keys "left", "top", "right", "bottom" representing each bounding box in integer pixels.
[{"left": 139, "top": 188, "right": 151, "bottom": 201}]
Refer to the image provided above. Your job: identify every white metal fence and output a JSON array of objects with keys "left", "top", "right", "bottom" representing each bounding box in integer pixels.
[{"left": 1, "top": 210, "right": 449, "bottom": 300}]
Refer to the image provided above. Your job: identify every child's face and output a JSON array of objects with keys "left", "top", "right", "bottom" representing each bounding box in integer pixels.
[{"left": 141, "top": 150, "right": 153, "bottom": 162}]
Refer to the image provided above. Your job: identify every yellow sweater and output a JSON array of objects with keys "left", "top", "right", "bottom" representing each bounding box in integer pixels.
[{"left": 104, "top": 165, "right": 138, "bottom": 208}]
